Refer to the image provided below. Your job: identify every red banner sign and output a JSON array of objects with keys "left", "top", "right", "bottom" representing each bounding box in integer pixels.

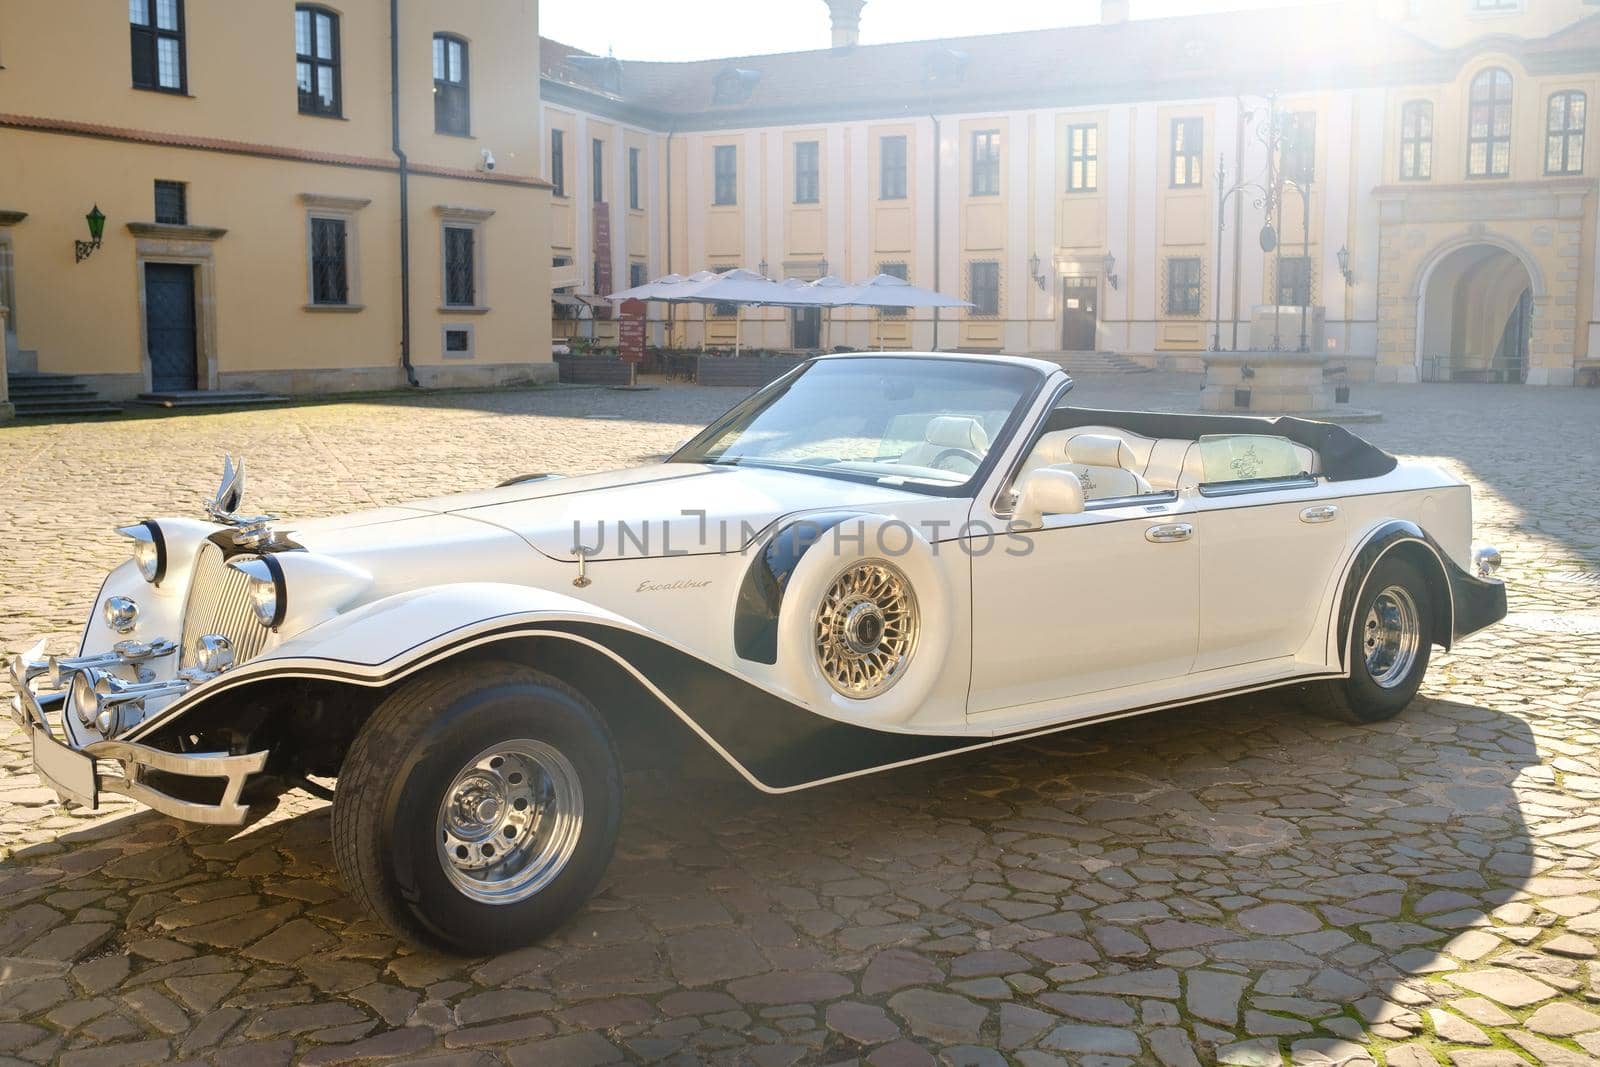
[{"left": 618, "top": 298, "right": 647, "bottom": 365}]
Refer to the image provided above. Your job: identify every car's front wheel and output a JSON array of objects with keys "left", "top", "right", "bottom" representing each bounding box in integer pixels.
[
  {"left": 332, "top": 662, "right": 622, "bottom": 954},
  {"left": 1307, "top": 556, "right": 1434, "bottom": 723}
]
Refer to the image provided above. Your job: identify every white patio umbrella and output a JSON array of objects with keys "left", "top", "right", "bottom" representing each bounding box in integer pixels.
[{"left": 840, "top": 273, "right": 974, "bottom": 351}]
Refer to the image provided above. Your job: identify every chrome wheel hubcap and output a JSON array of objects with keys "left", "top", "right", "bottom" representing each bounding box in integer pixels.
[
  {"left": 436, "top": 740, "right": 583, "bottom": 904},
  {"left": 1363, "top": 584, "right": 1420, "bottom": 689},
  {"left": 816, "top": 559, "right": 919, "bottom": 699}
]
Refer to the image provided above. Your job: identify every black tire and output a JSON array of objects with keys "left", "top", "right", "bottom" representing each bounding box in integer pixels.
[
  {"left": 332, "top": 661, "right": 622, "bottom": 954},
  {"left": 1304, "top": 556, "right": 1433, "bottom": 723}
]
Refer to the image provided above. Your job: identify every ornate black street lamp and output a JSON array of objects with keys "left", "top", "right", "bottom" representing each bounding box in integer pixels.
[{"left": 75, "top": 205, "right": 106, "bottom": 263}]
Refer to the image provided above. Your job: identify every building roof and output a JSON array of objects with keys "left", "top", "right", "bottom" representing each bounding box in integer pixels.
[{"left": 540, "top": 5, "right": 1600, "bottom": 130}]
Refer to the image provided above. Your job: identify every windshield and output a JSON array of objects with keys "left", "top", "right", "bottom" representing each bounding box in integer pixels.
[{"left": 672, "top": 357, "right": 1042, "bottom": 493}]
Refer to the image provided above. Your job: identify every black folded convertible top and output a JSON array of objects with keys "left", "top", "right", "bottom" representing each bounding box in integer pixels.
[{"left": 1045, "top": 406, "right": 1398, "bottom": 482}]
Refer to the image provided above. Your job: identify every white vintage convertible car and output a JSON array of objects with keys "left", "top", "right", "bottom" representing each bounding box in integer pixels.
[{"left": 8, "top": 353, "right": 1505, "bottom": 953}]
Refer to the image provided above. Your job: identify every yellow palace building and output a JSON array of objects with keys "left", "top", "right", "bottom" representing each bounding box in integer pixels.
[
  {"left": 0, "top": 0, "right": 552, "bottom": 409},
  {"left": 542, "top": 0, "right": 1600, "bottom": 385}
]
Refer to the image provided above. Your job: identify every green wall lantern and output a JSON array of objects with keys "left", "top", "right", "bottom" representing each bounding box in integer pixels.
[{"left": 75, "top": 204, "right": 106, "bottom": 263}]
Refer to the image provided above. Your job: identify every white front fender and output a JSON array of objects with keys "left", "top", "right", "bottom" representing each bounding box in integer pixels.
[{"left": 124, "top": 583, "right": 640, "bottom": 740}]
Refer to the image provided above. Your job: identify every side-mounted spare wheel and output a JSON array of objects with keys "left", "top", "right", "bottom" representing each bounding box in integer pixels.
[
  {"left": 332, "top": 661, "right": 622, "bottom": 954},
  {"left": 1305, "top": 555, "right": 1434, "bottom": 723}
]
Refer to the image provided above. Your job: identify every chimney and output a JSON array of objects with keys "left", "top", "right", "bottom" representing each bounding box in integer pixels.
[
  {"left": 824, "top": 0, "right": 866, "bottom": 48},
  {"left": 1101, "top": 0, "right": 1129, "bottom": 24}
]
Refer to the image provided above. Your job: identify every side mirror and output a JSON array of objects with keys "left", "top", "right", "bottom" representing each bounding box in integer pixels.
[{"left": 1013, "top": 468, "right": 1086, "bottom": 529}]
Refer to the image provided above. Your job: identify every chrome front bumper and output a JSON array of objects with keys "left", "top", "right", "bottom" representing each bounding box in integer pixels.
[{"left": 6, "top": 654, "right": 267, "bottom": 826}]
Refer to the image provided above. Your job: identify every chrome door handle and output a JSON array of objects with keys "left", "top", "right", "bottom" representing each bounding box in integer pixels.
[
  {"left": 1145, "top": 522, "right": 1193, "bottom": 543},
  {"left": 1300, "top": 504, "right": 1339, "bottom": 524}
]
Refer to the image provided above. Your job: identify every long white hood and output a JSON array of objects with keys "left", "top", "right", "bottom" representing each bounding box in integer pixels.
[{"left": 291, "top": 464, "right": 928, "bottom": 563}]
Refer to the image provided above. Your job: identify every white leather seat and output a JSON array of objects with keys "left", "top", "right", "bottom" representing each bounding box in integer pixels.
[
  {"left": 1059, "top": 434, "right": 1153, "bottom": 498},
  {"left": 898, "top": 415, "right": 990, "bottom": 470},
  {"left": 1020, "top": 425, "right": 1321, "bottom": 492}
]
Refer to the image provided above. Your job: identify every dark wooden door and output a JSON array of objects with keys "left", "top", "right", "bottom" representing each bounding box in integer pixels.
[
  {"left": 145, "top": 263, "right": 198, "bottom": 391},
  {"left": 793, "top": 307, "right": 821, "bottom": 350},
  {"left": 1060, "top": 276, "right": 1098, "bottom": 351}
]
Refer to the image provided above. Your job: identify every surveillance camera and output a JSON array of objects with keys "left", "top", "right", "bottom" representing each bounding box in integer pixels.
[{"left": 479, "top": 148, "right": 496, "bottom": 172}]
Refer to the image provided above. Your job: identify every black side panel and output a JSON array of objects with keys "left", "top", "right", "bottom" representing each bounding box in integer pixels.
[
  {"left": 549, "top": 621, "right": 971, "bottom": 789},
  {"left": 1045, "top": 406, "right": 1397, "bottom": 482},
  {"left": 733, "top": 512, "right": 859, "bottom": 665}
]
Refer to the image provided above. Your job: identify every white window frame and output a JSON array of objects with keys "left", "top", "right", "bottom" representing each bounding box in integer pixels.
[
  {"left": 435, "top": 204, "right": 493, "bottom": 312},
  {"left": 298, "top": 193, "right": 369, "bottom": 311}
]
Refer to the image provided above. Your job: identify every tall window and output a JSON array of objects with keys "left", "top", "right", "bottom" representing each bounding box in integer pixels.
[
  {"left": 1066, "top": 124, "right": 1098, "bottom": 192},
  {"left": 295, "top": 6, "right": 340, "bottom": 116},
  {"left": 433, "top": 34, "right": 470, "bottom": 136},
  {"left": 551, "top": 130, "right": 566, "bottom": 197},
  {"left": 130, "top": 0, "right": 185, "bottom": 93},
  {"left": 444, "top": 225, "right": 476, "bottom": 306},
  {"left": 1277, "top": 256, "right": 1312, "bottom": 307},
  {"left": 628, "top": 147, "right": 641, "bottom": 210},
  {"left": 154, "top": 180, "right": 187, "bottom": 225},
  {"left": 1283, "top": 111, "right": 1315, "bottom": 183},
  {"left": 1400, "top": 100, "right": 1434, "bottom": 180},
  {"left": 969, "top": 261, "right": 1000, "bottom": 315},
  {"left": 794, "top": 141, "right": 820, "bottom": 204},
  {"left": 713, "top": 145, "right": 737, "bottom": 205},
  {"left": 971, "top": 130, "right": 1001, "bottom": 195},
  {"left": 592, "top": 138, "right": 604, "bottom": 202},
  {"left": 1165, "top": 258, "right": 1203, "bottom": 315},
  {"left": 1467, "top": 67, "right": 1513, "bottom": 178},
  {"left": 1171, "top": 118, "right": 1203, "bottom": 187},
  {"left": 878, "top": 261, "right": 908, "bottom": 316},
  {"left": 310, "top": 218, "right": 349, "bottom": 305},
  {"left": 880, "top": 135, "right": 907, "bottom": 199},
  {"left": 1546, "top": 91, "right": 1586, "bottom": 176},
  {"left": 629, "top": 261, "right": 648, "bottom": 288}
]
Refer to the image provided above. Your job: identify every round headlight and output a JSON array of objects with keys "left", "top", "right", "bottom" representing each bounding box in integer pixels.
[
  {"left": 192, "top": 633, "right": 235, "bottom": 674},
  {"left": 230, "top": 555, "right": 286, "bottom": 628},
  {"left": 1474, "top": 545, "right": 1502, "bottom": 578},
  {"left": 103, "top": 595, "right": 140, "bottom": 634},
  {"left": 116, "top": 522, "right": 167, "bottom": 584}
]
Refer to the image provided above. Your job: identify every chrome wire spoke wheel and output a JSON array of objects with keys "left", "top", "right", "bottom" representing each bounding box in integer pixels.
[
  {"left": 1362, "top": 584, "right": 1421, "bottom": 689},
  {"left": 815, "top": 559, "right": 919, "bottom": 698},
  {"left": 436, "top": 740, "right": 584, "bottom": 905}
]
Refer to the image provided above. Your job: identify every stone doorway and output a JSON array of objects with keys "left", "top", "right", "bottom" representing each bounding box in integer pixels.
[{"left": 1416, "top": 242, "right": 1534, "bottom": 384}]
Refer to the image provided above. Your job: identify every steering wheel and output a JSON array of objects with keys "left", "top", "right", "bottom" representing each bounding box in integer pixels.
[{"left": 929, "top": 447, "right": 982, "bottom": 475}]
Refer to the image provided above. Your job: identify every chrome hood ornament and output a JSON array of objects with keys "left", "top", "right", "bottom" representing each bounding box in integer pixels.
[
  {"left": 206, "top": 454, "right": 247, "bottom": 521},
  {"left": 204, "top": 454, "right": 284, "bottom": 548}
]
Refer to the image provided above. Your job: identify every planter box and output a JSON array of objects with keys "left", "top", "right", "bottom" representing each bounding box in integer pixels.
[
  {"left": 696, "top": 355, "right": 807, "bottom": 388},
  {"left": 556, "top": 356, "right": 634, "bottom": 385}
]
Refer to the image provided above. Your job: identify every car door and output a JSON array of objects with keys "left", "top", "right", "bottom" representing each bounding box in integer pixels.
[
  {"left": 966, "top": 495, "right": 1200, "bottom": 716},
  {"left": 1188, "top": 478, "right": 1351, "bottom": 673}
]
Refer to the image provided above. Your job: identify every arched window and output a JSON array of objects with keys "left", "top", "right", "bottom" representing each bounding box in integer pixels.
[
  {"left": 432, "top": 33, "right": 470, "bottom": 136},
  {"left": 1400, "top": 100, "right": 1433, "bottom": 180},
  {"left": 1467, "top": 68, "right": 1513, "bottom": 178},
  {"left": 295, "top": 6, "right": 340, "bottom": 117},
  {"left": 1545, "top": 91, "right": 1586, "bottom": 175}
]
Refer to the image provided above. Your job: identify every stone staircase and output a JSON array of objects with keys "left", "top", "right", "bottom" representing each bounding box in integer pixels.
[
  {"left": 1044, "top": 351, "right": 1152, "bottom": 374},
  {"left": 6, "top": 372, "right": 123, "bottom": 417}
]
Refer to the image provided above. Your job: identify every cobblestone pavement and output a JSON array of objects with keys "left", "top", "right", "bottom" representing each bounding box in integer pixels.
[{"left": 1, "top": 374, "right": 1598, "bottom": 1067}]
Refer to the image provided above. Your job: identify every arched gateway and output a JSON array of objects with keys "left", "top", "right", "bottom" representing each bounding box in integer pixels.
[{"left": 1411, "top": 237, "right": 1544, "bottom": 384}]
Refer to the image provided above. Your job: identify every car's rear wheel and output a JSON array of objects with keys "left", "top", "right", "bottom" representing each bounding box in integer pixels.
[
  {"left": 333, "top": 661, "right": 621, "bottom": 954},
  {"left": 1306, "top": 556, "right": 1433, "bottom": 723}
]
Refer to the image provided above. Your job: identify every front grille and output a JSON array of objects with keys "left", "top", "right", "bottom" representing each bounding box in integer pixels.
[{"left": 180, "top": 542, "right": 271, "bottom": 668}]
